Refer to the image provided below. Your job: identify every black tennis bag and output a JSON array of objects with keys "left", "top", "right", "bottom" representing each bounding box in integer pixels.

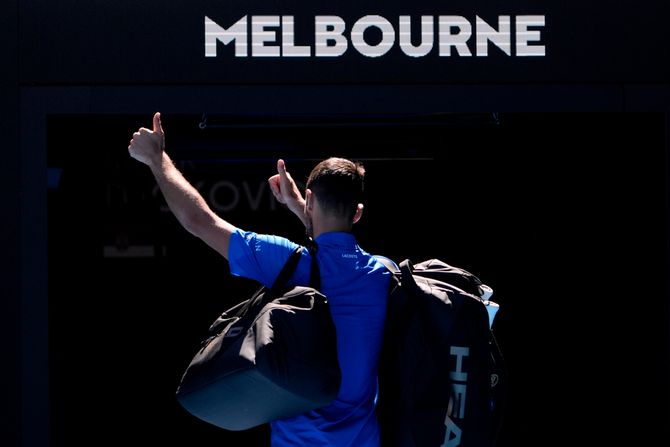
[
  {"left": 175, "top": 246, "right": 341, "bottom": 431},
  {"left": 376, "top": 258, "right": 507, "bottom": 447}
]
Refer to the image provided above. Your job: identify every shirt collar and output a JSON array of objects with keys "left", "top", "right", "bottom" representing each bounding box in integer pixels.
[{"left": 314, "top": 231, "right": 358, "bottom": 249}]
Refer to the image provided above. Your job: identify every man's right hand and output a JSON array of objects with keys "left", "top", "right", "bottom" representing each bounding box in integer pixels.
[
  {"left": 128, "top": 112, "right": 165, "bottom": 167},
  {"left": 269, "top": 159, "right": 307, "bottom": 221}
]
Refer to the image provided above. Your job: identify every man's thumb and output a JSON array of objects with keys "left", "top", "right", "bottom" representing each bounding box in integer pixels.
[
  {"left": 153, "top": 112, "right": 163, "bottom": 134},
  {"left": 277, "top": 159, "right": 287, "bottom": 178}
]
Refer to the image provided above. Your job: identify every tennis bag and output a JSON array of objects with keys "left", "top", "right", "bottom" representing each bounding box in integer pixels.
[
  {"left": 175, "top": 246, "right": 341, "bottom": 431},
  {"left": 376, "top": 258, "right": 507, "bottom": 447}
]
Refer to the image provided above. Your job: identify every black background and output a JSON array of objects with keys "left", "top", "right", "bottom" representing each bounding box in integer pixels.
[
  {"left": 4, "top": 0, "right": 670, "bottom": 446},
  {"left": 17, "top": 0, "right": 670, "bottom": 84},
  {"left": 47, "top": 112, "right": 667, "bottom": 446}
]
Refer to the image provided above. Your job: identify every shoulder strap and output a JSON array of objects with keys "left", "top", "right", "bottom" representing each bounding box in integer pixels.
[
  {"left": 269, "top": 244, "right": 321, "bottom": 294},
  {"left": 215, "top": 245, "right": 321, "bottom": 334},
  {"left": 376, "top": 257, "right": 417, "bottom": 337},
  {"left": 269, "top": 246, "right": 305, "bottom": 293}
]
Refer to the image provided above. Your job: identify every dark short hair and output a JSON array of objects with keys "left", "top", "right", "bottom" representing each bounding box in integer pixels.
[{"left": 306, "top": 157, "right": 365, "bottom": 220}]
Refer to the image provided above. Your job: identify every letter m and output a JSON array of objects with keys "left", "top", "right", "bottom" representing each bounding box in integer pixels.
[{"left": 205, "top": 16, "right": 248, "bottom": 57}]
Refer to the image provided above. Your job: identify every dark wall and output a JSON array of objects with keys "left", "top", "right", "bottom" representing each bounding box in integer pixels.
[
  {"left": 10, "top": 1, "right": 670, "bottom": 446},
  {"left": 1, "top": 0, "right": 19, "bottom": 444},
  {"left": 18, "top": 0, "right": 670, "bottom": 85},
  {"left": 46, "top": 112, "right": 668, "bottom": 447}
]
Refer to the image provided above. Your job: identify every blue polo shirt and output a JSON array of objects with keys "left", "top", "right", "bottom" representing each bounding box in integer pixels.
[{"left": 228, "top": 228, "right": 390, "bottom": 447}]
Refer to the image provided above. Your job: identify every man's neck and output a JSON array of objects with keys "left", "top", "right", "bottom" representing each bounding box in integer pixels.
[{"left": 312, "top": 217, "right": 352, "bottom": 239}]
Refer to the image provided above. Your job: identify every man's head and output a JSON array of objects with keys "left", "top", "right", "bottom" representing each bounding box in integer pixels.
[{"left": 304, "top": 157, "right": 365, "bottom": 237}]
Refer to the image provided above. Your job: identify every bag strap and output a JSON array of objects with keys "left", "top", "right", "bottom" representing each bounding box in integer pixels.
[
  {"left": 243, "top": 245, "right": 315, "bottom": 319},
  {"left": 377, "top": 255, "right": 421, "bottom": 291},
  {"left": 398, "top": 259, "right": 421, "bottom": 293},
  {"left": 269, "top": 246, "right": 306, "bottom": 293},
  {"left": 210, "top": 245, "right": 322, "bottom": 336},
  {"left": 268, "top": 243, "right": 321, "bottom": 295},
  {"left": 376, "top": 256, "right": 418, "bottom": 336}
]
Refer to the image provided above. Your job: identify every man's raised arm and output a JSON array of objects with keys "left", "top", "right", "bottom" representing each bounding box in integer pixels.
[{"left": 128, "top": 112, "right": 236, "bottom": 259}]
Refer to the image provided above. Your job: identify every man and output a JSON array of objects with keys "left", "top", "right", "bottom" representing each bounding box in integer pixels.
[{"left": 128, "top": 112, "right": 390, "bottom": 446}]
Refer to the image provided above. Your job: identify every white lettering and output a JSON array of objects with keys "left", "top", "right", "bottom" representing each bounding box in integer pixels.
[
  {"left": 443, "top": 414, "right": 462, "bottom": 447},
  {"left": 399, "top": 16, "right": 434, "bottom": 57},
  {"left": 251, "top": 16, "right": 281, "bottom": 57},
  {"left": 282, "top": 16, "right": 311, "bottom": 57},
  {"left": 451, "top": 383, "right": 467, "bottom": 419},
  {"left": 449, "top": 346, "right": 469, "bottom": 382},
  {"left": 155, "top": 179, "right": 302, "bottom": 213},
  {"left": 205, "top": 15, "right": 248, "bottom": 57},
  {"left": 439, "top": 16, "right": 472, "bottom": 57},
  {"left": 204, "top": 15, "right": 545, "bottom": 58},
  {"left": 243, "top": 181, "right": 266, "bottom": 211},
  {"left": 516, "top": 15, "right": 546, "bottom": 56},
  {"left": 315, "top": 16, "right": 348, "bottom": 57},
  {"left": 351, "top": 15, "right": 395, "bottom": 58},
  {"left": 443, "top": 345, "right": 470, "bottom": 446},
  {"left": 476, "top": 15, "right": 511, "bottom": 56}
]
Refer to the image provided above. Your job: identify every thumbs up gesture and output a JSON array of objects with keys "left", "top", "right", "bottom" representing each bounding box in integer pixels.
[
  {"left": 269, "top": 159, "right": 307, "bottom": 220},
  {"left": 128, "top": 112, "right": 166, "bottom": 167}
]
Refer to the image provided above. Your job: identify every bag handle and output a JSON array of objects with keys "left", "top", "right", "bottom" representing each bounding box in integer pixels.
[
  {"left": 398, "top": 259, "right": 421, "bottom": 293},
  {"left": 376, "top": 256, "right": 419, "bottom": 292}
]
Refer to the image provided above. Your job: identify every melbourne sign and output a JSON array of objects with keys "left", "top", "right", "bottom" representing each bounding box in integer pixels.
[{"left": 204, "top": 15, "right": 546, "bottom": 58}]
